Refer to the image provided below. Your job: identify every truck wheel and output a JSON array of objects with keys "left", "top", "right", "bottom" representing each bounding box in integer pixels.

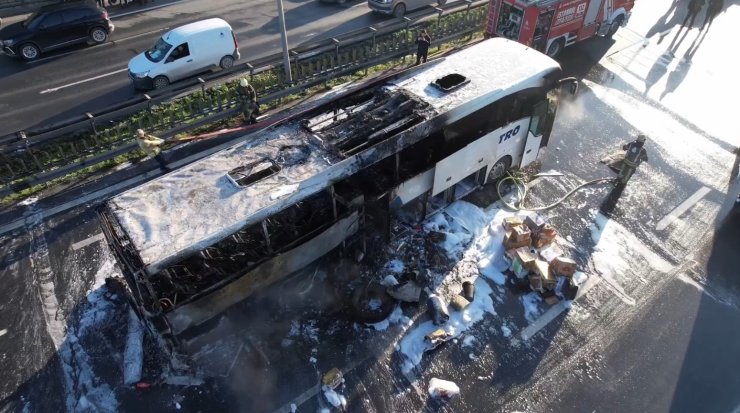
[
  {"left": 606, "top": 16, "right": 624, "bottom": 38},
  {"left": 219, "top": 55, "right": 234, "bottom": 69},
  {"left": 489, "top": 156, "right": 512, "bottom": 182},
  {"left": 153, "top": 75, "right": 170, "bottom": 89},
  {"left": 19, "top": 43, "right": 40, "bottom": 61},
  {"left": 89, "top": 26, "right": 108, "bottom": 44},
  {"left": 393, "top": 3, "right": 406, "bottom": 18},
  {"left": 546, "top": 39, "right": 564, "bottom": 58}
]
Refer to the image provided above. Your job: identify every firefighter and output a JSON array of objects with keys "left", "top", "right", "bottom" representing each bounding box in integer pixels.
[
  {"left": 236, "top": 77, "right": 259, "bottom": 124},
  {"left": 136, "top": 129, "right": 169, "bottom": 171},
  {"left": 617, "top": 134, "right": 649, "bottom": 185},
  {"left": 415, "top": 29, "right": 431, "bottom": 65}
]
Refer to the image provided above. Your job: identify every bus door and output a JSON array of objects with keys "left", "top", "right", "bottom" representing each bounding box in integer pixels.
[{"left": 532, "top": 10, "right": 555, "bottom": 53}]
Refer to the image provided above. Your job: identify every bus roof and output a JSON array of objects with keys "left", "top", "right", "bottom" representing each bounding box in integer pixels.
[{"left": 108, "top": 38, "right": 561, "bottom": 273}]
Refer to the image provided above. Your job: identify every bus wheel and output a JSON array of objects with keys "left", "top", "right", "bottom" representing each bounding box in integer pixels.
[
  {"left": 606, "top": 16, "right": 624, "bottom": 38},
  {"left": 489, "top": 156, "right": 512, "bottom": 182},
  {"left": 546, "top": 39, "right": 564, "bottom": 58}
]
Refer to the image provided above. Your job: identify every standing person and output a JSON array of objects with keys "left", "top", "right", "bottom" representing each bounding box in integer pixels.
[
  {"left": 136, "top": 129, "right": 169, "bottom": 171},
  {"left": 617, "top": 134, "right": 649, "bottom": 185},
  {"left": 702, "top": 0, "right": 723, "bottom": 29},
  {"left": 415, "top": 29, "right": 431, "bottom": 65},
  {"left": 236, "top": 78, "right": 259, "bottom": 124},
  {"left": 681, "top": 0, "right": 706, "bottom": 28}
]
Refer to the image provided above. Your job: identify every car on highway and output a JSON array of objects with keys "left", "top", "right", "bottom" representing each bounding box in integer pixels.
[
  {"left": 128, "top": 18, "right": 241, "bottom": 90},
  {"left": 367, "top": 0, "right": 447, "bottom": 18},
  {"left": 0, "top": 1, "right": 114, "bottom": 61}
]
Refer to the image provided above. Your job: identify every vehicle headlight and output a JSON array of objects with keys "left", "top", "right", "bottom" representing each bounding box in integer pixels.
[
  {"left": 1, "top": 39, "right": 14, "bottom": 46},
  {"left": 132, "top": 71, "right": 149, "bottom": 79}
]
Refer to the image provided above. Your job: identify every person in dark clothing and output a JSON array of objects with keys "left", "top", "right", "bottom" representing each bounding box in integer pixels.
[
  {"left": 236, "top": 77, "right": 259, "bottom": 124},
  {"left": 701, "top": 0, "right": 724, "bottom": 29},
  {"left": 682, "top": 0, "right": 706, "bottom": 28},
  {"left": 618, "top": 134, "right": 649, "bottom": 185},
  {"left": 415, "top": 29, "right": 431, "bottom": 65}
]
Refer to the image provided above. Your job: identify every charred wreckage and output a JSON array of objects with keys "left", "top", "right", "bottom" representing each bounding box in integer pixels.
[{"left": 98, "top": 38, "right": 575, "bottom": 353}]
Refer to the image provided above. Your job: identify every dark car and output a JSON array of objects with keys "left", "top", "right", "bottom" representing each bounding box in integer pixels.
[{"left": 0, "top": 1, "right": 114, "bottom": 61}]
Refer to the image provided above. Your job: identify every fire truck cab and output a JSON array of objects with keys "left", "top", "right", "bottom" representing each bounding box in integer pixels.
[{"left": 485, "top": 0, "right": 635, "bottom": 57}]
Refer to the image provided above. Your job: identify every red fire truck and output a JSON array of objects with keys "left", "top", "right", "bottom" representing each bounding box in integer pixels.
[{"left": 485, "top": 0, "right": 635, "bottom": 57}]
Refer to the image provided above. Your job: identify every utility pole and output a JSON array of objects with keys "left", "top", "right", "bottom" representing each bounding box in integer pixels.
[{"left": 276, "top": 0, "right": 293, "bottom": 83}]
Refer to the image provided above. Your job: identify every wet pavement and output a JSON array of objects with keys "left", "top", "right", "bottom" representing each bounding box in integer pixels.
[{"left": 1, "top": 0, "right": 740, "bottom": 411}]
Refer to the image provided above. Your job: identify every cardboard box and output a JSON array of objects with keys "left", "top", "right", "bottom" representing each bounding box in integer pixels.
[
  {"left": 503, "top": 216, "right": 524, "bottom": 232},
  {"left": 504, "top": 232, "right": 532, "bottom": 250},
  {"left": 533, "top": 224, "right": 557, "bottom": 248},
  {"left": 533, "top": 259, "right": 556, "bottom": 289},
  {"left": 528, "top": 274, "right": 543, "bottom": 293},
  {"left": 539, "top": 243, "right": 564, "bottom": 263},
  {"left": 524, "top": 215, "right": 545, "bottom": 233},
  {"left": 551, "top": 256, "right": 577, "bottom": 277},
  {"left": 450, "top": 295, "right": 471, "bottom": 311},
  {"left": 322, "top": 368, "right": 344, "bottom": 389},
  {"left": 510, "top": 257, "right": 528, "bottom": 279},
  {"left": 511, "top": 225, "right": 532, "bottom": 243}
]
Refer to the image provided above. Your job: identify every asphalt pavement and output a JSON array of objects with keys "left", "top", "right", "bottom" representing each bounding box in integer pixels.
[
  {"left": 1, "top": 0, "right": 740, "bottom": 412},
  {"left": 0, "top": 0, "right": 386, "bottom": 136}
]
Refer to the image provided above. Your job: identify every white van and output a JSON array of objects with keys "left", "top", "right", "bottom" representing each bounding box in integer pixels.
[
  {"left": 368, "top": 0, "right": 447, "bottom": 18},
  {"left": 128, "top": 18, "right": 240, "bottom": 90}
]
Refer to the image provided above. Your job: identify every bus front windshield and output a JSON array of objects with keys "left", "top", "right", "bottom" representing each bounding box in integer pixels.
[{"left": 145, "top": 38, "right": 173, "bottom": 63}]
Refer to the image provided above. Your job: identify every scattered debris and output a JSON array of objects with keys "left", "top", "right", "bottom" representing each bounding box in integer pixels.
[
  {"left": 428, "top": 378, "right": 460, "bottom": 399},
  {"left": 425, "top": 329, "right": 453, "bottom": 350},
  {"left": 164, "top": 375, "right": 205, "bottom": 387},
  {"left": 322, "top": 368, "right": 344, "bottom": 390},
  {"left": 322, "top": 386, "right": 347, "bottom": 408},
  {"left": 461, "top": 281, "right": 475, "bottom": 302},
  {"left": 387, "top": 281, "right": 422, "bottom": 303},
  {"left": 427, "top": 294, "right": 450, "bottom": 325},
  {"left": 450, "top": 295, "right": 471, "bottom": 311}
]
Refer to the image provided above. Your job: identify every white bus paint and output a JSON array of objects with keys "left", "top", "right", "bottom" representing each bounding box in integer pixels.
[{"left": 656, "top": 186, "right": 712, "bottom": 231}]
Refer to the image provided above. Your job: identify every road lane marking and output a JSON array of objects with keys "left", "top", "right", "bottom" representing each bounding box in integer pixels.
[
  {"left": 71, "top": 233, "right": 105, "bottom": 251},
  {"left": 0, "top": 329, "right": 7, "bottom": 337},
  {"left": 39, "top": 68, "right": 128, "bottom": 94},
  {"left": 656, "top": 186, "right": 711, "bottom": 231}
]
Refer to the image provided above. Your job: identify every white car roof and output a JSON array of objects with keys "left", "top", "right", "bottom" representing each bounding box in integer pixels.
[{"left": 163, "top": 18, "right": 232, "bottom": 44}]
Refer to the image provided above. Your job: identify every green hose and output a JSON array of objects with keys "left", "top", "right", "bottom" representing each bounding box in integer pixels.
[{"left": 496, "top": 172, "right": 617, "bottom": 211}]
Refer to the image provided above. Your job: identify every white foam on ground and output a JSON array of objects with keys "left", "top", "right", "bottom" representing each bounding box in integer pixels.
[
  {"left": 366, "top": 305, "right": 412, "bottom": 331},
  {"left": 381, "top": 275, "right": 399, "bottom": 286},
  {"left": 501, "top": 325, "right": 512, "bottom": 337},
  {"left": 520, "top": 292, "right": 543, "bottom": 323},
  {"left": 462, "top": 335, "right": 476, "bottom": 347},
  {"left": 399, "top": 277, "right": 495, "bottom": 373},
  {"left": 322, "top": 386, "right": 347, "bottom": 408},
  {"left": 60, "top": 249, "right": 121, "bottom": 412},
  {"left": 427, "top": 378, "right": 460, "bottom": 399},
  {"left": 385, "top": 259, "right": 405, "bottom": 273},
  {"left": 589, "top": 212, "right": 673, "bottom": 306}
]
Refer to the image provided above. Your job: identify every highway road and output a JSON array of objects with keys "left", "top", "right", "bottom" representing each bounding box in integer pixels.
[
  {"left": 1, "top": 0, "right": 739, "bottom": 412},
  {"left": 0, "top": 0, "right": 388, "bottom": 136}
]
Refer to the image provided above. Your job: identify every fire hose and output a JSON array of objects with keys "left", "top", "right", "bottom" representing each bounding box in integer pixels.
[{"left": 496, "top": 171, "right": 617, "bottom": 211}]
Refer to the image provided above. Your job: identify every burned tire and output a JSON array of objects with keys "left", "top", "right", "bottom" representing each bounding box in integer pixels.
[
  {"left": 393, "top": 3, "right": 406, "bottom": 18},
  {"left": 152, "top": 75, "right": 170, "bottom": 90},
  {"left": 90, "top": 26, "right": 108, "bottom": 44},
  {"left": 350, "top": 282, "right": 394, "bottom": 323},
  {"left": 606, "top": 16, "right": 624, "bottom": 38},
  {"left": 546, "top": 38, "right": 564, "bottom": 58},
  {"left": 488, "top": 156, "right": 512, "bottom": 182},
  {"left": 219, "top": 55, "right": 234, "bottom": 69},
  {"left": 19, "top": 43, "right": 40, "bottom": 61}
]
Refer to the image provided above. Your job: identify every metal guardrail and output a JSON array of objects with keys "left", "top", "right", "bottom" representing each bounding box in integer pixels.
[{"left": 0, "top": 1, "right": 488, "bottom": 198}]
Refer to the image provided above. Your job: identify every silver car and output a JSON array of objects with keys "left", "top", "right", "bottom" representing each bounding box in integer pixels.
[{"left": 368, "top": 0, "right": 447, "bottom": 18}]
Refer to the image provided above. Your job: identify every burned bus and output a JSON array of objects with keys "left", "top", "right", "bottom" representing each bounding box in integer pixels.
[{"left": 99, "top": 38, "right": 574, "bottom": 349}]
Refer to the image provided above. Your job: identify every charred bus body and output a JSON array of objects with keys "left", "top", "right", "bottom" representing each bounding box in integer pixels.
[{"left": 99, "top": 38, "right": 571, "bottom": 350}]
